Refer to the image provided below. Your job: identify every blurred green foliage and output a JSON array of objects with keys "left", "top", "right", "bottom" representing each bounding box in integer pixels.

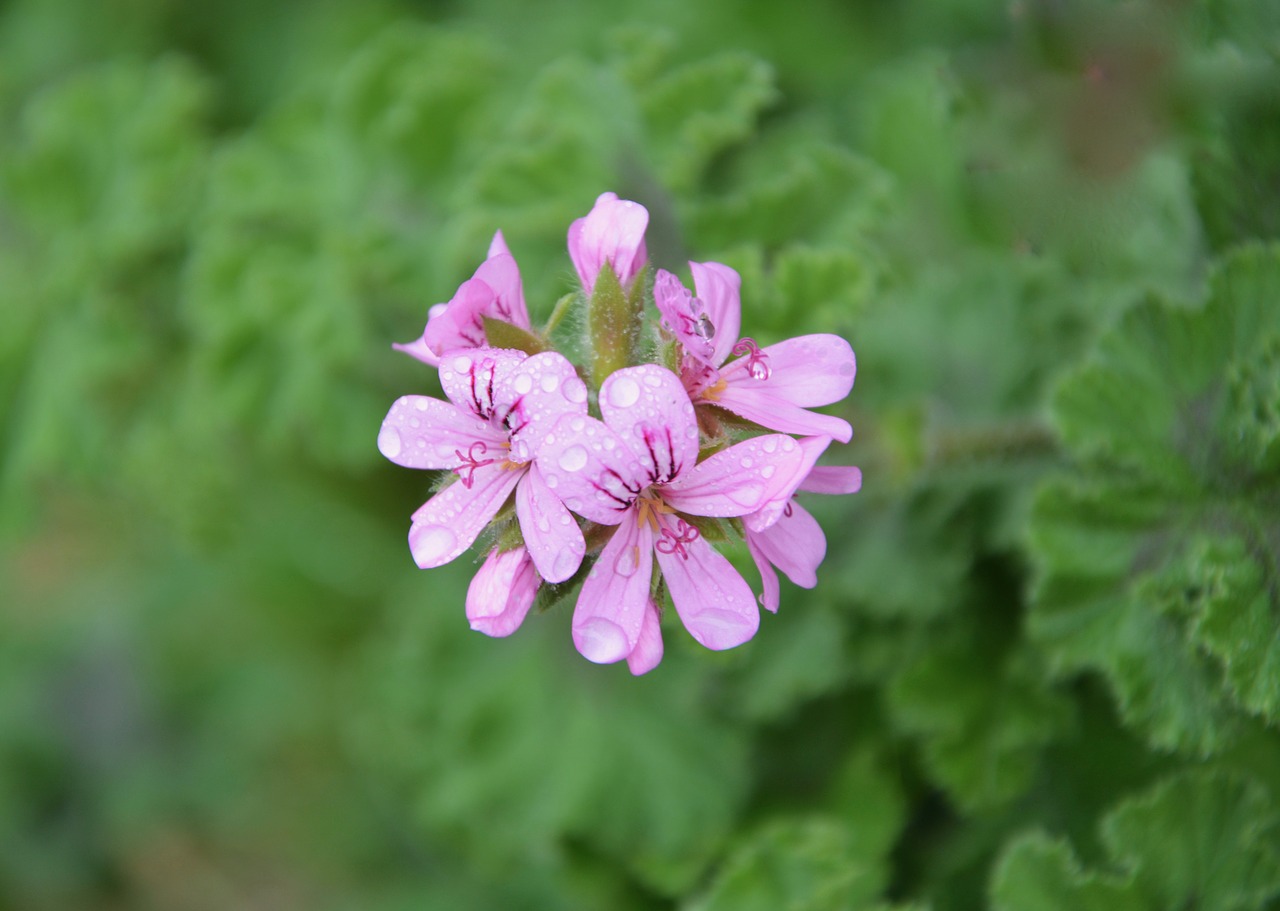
[{"left": 2, "top": 0, "right": 1279, "bottom": 909}]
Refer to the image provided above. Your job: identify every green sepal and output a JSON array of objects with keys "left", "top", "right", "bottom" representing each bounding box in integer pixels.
[
  {"left": 482, "top": 317, "right": 550, "bottom": 356},
  {"left": 541, "top": 292, "right": 579, "bottom": 339},
  {"left": 684, "top": 514, "right": 737, "bottom": 545},
  {"left": 587, "top": 261, "right": 643, "bottom": 386}
]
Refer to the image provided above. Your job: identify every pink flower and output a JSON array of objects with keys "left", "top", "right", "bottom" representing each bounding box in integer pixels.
[
  {"left": 567, "top": 192, "right": 649, "bottom": 295},
  {"left": 655, "top": 262, "right": 857, "bottom": 443},
  {"left": 537, "top": 365, "right": 806, "bottom": 667},
  {"left": 393, "top": 232, "right": 531, "bottom": 367},
  {"left": 467, "top": 546, "right": 539, "bottom": 637},
  {"left": 377, "top": 347, "right": 589, "bottom": 582},
  {"left": 743, "top": 437, "right": 863, "bottom": 613}
]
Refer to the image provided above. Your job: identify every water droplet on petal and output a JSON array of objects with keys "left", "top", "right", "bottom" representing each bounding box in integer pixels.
[
  {"left": 540, "top": 373, "right": 560, "bottom": 393},
  {"left": 551, "top": 549, "right": 579, "bottom": 580},
  {"left": 761, "top": 464, "right": 776, "bottom": 479},
  {"left": 414, "top": 399, "right": 430, "bottom": 412},
  {"left": 558, "top": 445, "right": 588, "bottom": 472},
  {"left": 741, "top": 457, "right": 754, "bottom": 469},
  {"left": 411, "top": 525, "right": 456, "bottom": 566},
  {"left": 452, "top": 355, "right": 472, "bottom": 373},
  {"left": 763, "top": 437, "right": 778, "bottom": 453},
  {"left": 614, "top": 546, "right": 639, "bottom": 577},
  {"left": 694, "top": 313, "right": 715, "bottom": 340},
  {"left": 511, "top": 439, "right": 531, "bottom": 462},
  {"left": 409, "top": 417, "right": 420, "bottom": 428},
  {"left": 558, "top": 514, "right": 572, "bottom": 526},
  {"left": 643, "top": 374, "right": 662, "bottom": 387},
  {"left": 513, "top": 372, "right": 533, "bottom": 394},
  {"left": 377, "top": 426, "right": 402, "bottom": 459},
  {"left": 570, "top": 416, "right": 586, "bottom": 432},
  {"left": 748, "top": 360, "right": 771, "bottom": 381},
  {"left": 544, "top": 473, "right": 559, "bottom": 489},
  {"left": 607, "top": 375, "right": 640, "bottom": 409},
  {"left": 564, "top": 379, "right": 587, "bottom": 403}
]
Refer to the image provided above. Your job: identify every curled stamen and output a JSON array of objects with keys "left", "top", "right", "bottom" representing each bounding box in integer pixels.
[
  {"left": 453, "top": 441, "right": 496, "bottom": 489},
  {"left": 655, "top": 518, "right": 700, "bottom": 560},
  {"left": 783, "top": 502, "right": 794, "bottom": 518},
  {"left": 731, "top": 337, "right": 771, "bottom": 381}
]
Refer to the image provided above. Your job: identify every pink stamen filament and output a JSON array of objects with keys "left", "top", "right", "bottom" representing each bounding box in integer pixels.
[
  {"left": 655, "top": 518, "right": 700, "bottom": 560},
  {"left": 731, "top": 337, "right": 770, "bottom": 380},
  {"left": 454, "top": 441, "right": 496, "bottom": 489}
]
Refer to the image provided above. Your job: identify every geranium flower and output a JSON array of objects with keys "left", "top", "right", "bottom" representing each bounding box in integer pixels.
[
  {"left": 393, "top": 232, "right": 531, "bottom": 367},
  {"left": 377, "top": 348, "right": 588, "bottom": 583},
  {"left": 654, "top": 262, "right": 857, "bottom": 443},
  {"left": 536, "top": 365, "right": 806, "bottom": 666},
  {"left": 743, "top": 437, "right": 863, "bottom": 612},
  {"left": 568, "top": 192, "right": 649, "bottom": 295}
]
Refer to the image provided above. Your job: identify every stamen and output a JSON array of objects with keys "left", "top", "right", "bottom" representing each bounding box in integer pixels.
[
  {"left": 732, "top": 337, "right": 771, "bottom": 381},
  {"left": 453, "top": 441, "right": 496, "bottom": 489},
  {"left": 655, "top": 518, "right": 700, "bottom": 560}
]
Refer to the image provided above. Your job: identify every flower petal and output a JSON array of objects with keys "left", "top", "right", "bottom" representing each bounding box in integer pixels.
[
  {"left": 422, "top": 277, "right": 493, "bottom": 355},
  {"left": 744, "top": 435, "right": 830, "bottom": 532},
  {"left": 437, "top": 347, "right": 527, "bottom": 421},
  {"left": 690, "top": 261, "right": 742, "bottom": 367},
  {"left": 391, "top": 302, "right": 449, "bottom": 366},
  {"left": 516, "top": 465, "right": 584, "bottom": 583},
  {"left": 466, "top": 546, "right": 538, "bottom": 637},
  {"left": 568, "top": 192, "right": 649, "bottom": 294},
  {"left": 573, "top": 516, "right": 654, "bottom": 664},
  {"left": 377, "top": 395, "right": 500, "bottom": 469},
  {"left": 537, "top": 414, "right": 646, "bottom": 525},
  {"left": 656, "top": 529, "right": 759, "bottom": 651},
  {"left": 407, "top": 464, "right": 522, "bottom": 568},
  {"left": 801, "top": 465, "right": 863, "bottom": 495},
  {"left": 711, "top": 386, "right": 853, "bottom": 443},
  {"left": 487, "top": 229, "right": 511, "bottom": 259},
  {"left": 599, "top": 365, "right": 699, "bottom": 485},
  {"left": 662, "top": 434, "right": 804, "bottom": 518},
  {"left": 626, "top": 599, "right": 665, "bottom": 675},
  {"left": 746, "top": 535, "right": 781, "bottom": 614},
  {"left": 721, "top": 334, "right": 855, "bottom": 407},
  {"left": 472, "top": 252, "right": 529, "bottom": 330},
  {"left": 654, "top": 269, "right": 715, "bottom": 367},
  {"left": 750, "top": 500, "right": 826, "bottom": 589},
  {"left": 499, "top": 351, "right": 590, "bottom": 461}
]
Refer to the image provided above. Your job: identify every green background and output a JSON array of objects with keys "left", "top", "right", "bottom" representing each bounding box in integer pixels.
[{"left": 3, "top": 0, "right": 1280, "bottom": 908}]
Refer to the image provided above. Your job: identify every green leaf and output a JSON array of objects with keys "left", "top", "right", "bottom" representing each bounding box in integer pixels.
[
  {"left": 991, "top": 833, "right": 1138, "bottom": 911},
  {"left": 1101, "top": 771, "right": 1280, "bottom": 910},
  {"left": 686, "top": 817, "right": 886, "bottom": 911},
  {"left": 1029, "top": 244, "right": 1280, "bottom": 753}
]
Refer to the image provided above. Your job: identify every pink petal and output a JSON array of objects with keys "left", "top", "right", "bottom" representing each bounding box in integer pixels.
[
  {"left": 655, "top": 528, "right": 759, "bottom": 650},
  {"left": 422, "top": 277, "right": 493, "bottom": 355},
  {"left": 392, "top": 303, "right": 449, "bottom": 366},
  {"left": 377, "top": 395, "right": 501, "bottom": 470},
  {"left": 746, "top": 535, "right": 781, "bottom": 613},
  {"left": 711, "top": 385, "right": 853, "bottom": 444},
  {"left": 472, "top": 253, "right": 529, "bottom": 330},
  {"left": 407, "top": 464, "right": 523, "bottom": 568},
  {"left": 689, "top": 261, "right": 742, "bottom": 367},
  {"left": 516, "top": 465, "right": 584, "bottom": 583},
  {"left": 751, "top": 500, "right": 826, "bottom": 589},
  {"left": 721, "top": 334, "right": 855, "bottom": 407},
  {"left": 487, "top": 230, "right": 511, "bottom": 259},
  {"left": 573, "top": 515, "right": 654, "bottom": 664},
  {"left": 498, "top": 352, "right": 590, "bottom": 461},
  {"left": 801, "top": 465, "right": 863, "bottom": 495},
  {"left": 626, "top": 599, "right": 665, "bottom": 675},
  {"left": 654, "top": 269, "right": 716, "bottom": 367},
  {"left": 567, "top": 192, "right": 649, "bottom": 294},
  {"left": 537, "top": 414, "right": 646, "bottom": 525},
  {"left": 662, "top": 434, "right": 804, "bottom": 518},
  {"left": 744, "top": 435, "right": 830, "bottom": 532},
  {"left": 437, "top": 347, "right": 528, "bottom": 421},
  {"left": 467, "top": 546, "right": 538, "bottom": 637},
  {"left": 598, "top": 365, "right": 699, "bottom": 485}
]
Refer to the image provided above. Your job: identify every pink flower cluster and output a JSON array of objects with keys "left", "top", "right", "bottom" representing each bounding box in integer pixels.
[{"left": 379, "top": 192, "right": 860, "bottom": 674}]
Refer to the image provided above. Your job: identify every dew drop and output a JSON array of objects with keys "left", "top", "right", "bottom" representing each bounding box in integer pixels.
[
  {"left": 409, "top": 417, "right": 420, "bottom": 428},
  {"left": 614, "top": 546, "right": 639, "bottom": 577},
  {"left": 544, "top": 473, "right": 559, "bottom": 489},
  {"left": 511, "top": 439, "right": 531, "bottom": 462},
  {"left": 570, "top": 417, "right": 586, "bottom": 433},
  {"left": 411, "top": 525, "right": 456, "bottom": 565},
  {"left": 558, "top": 514, "right": 572, "bottom": 526},
  {"left": 551, "top": 549, "right": 579, "bottom": 581},
  {"left": 761, "top": 464, "right": 776, "bottom": 479},
  {"left": 513, "top": 372, "right": 534, "bottom": 394},
  {"left": 558, "top": 445, "right": 589, "bottom": 472},
  {"left": 540, "top": 373, "right": 560, "bottom": 393},
  {"left": 452, "top": 355, "right": 472, "bottom": 373},
  {"left": 741, "top": 457, "right": 754, "bottom": 469},
  {"left": 607, "top": 375, "right": 640, "bottom": 408},
  {"left": 414, "top": 399, "right": 430, "bottom": 412},
  {"left": 564, "top": 378, "right": 588, "bottom": 403},
  {"left": 377, "top": 426, "right": 402, "bottom": 459},
  {"left": 748, "top": 360, "right": 771, "bottom": 381},
  {"left": 763, "top": 437, "right": 778, "bottom": 453},
  {"left": 694, "top": 313, "right": 715, "bottom": 340},
  {"left": 643, "top": 373, "right": 662, "bottom": 387}
]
